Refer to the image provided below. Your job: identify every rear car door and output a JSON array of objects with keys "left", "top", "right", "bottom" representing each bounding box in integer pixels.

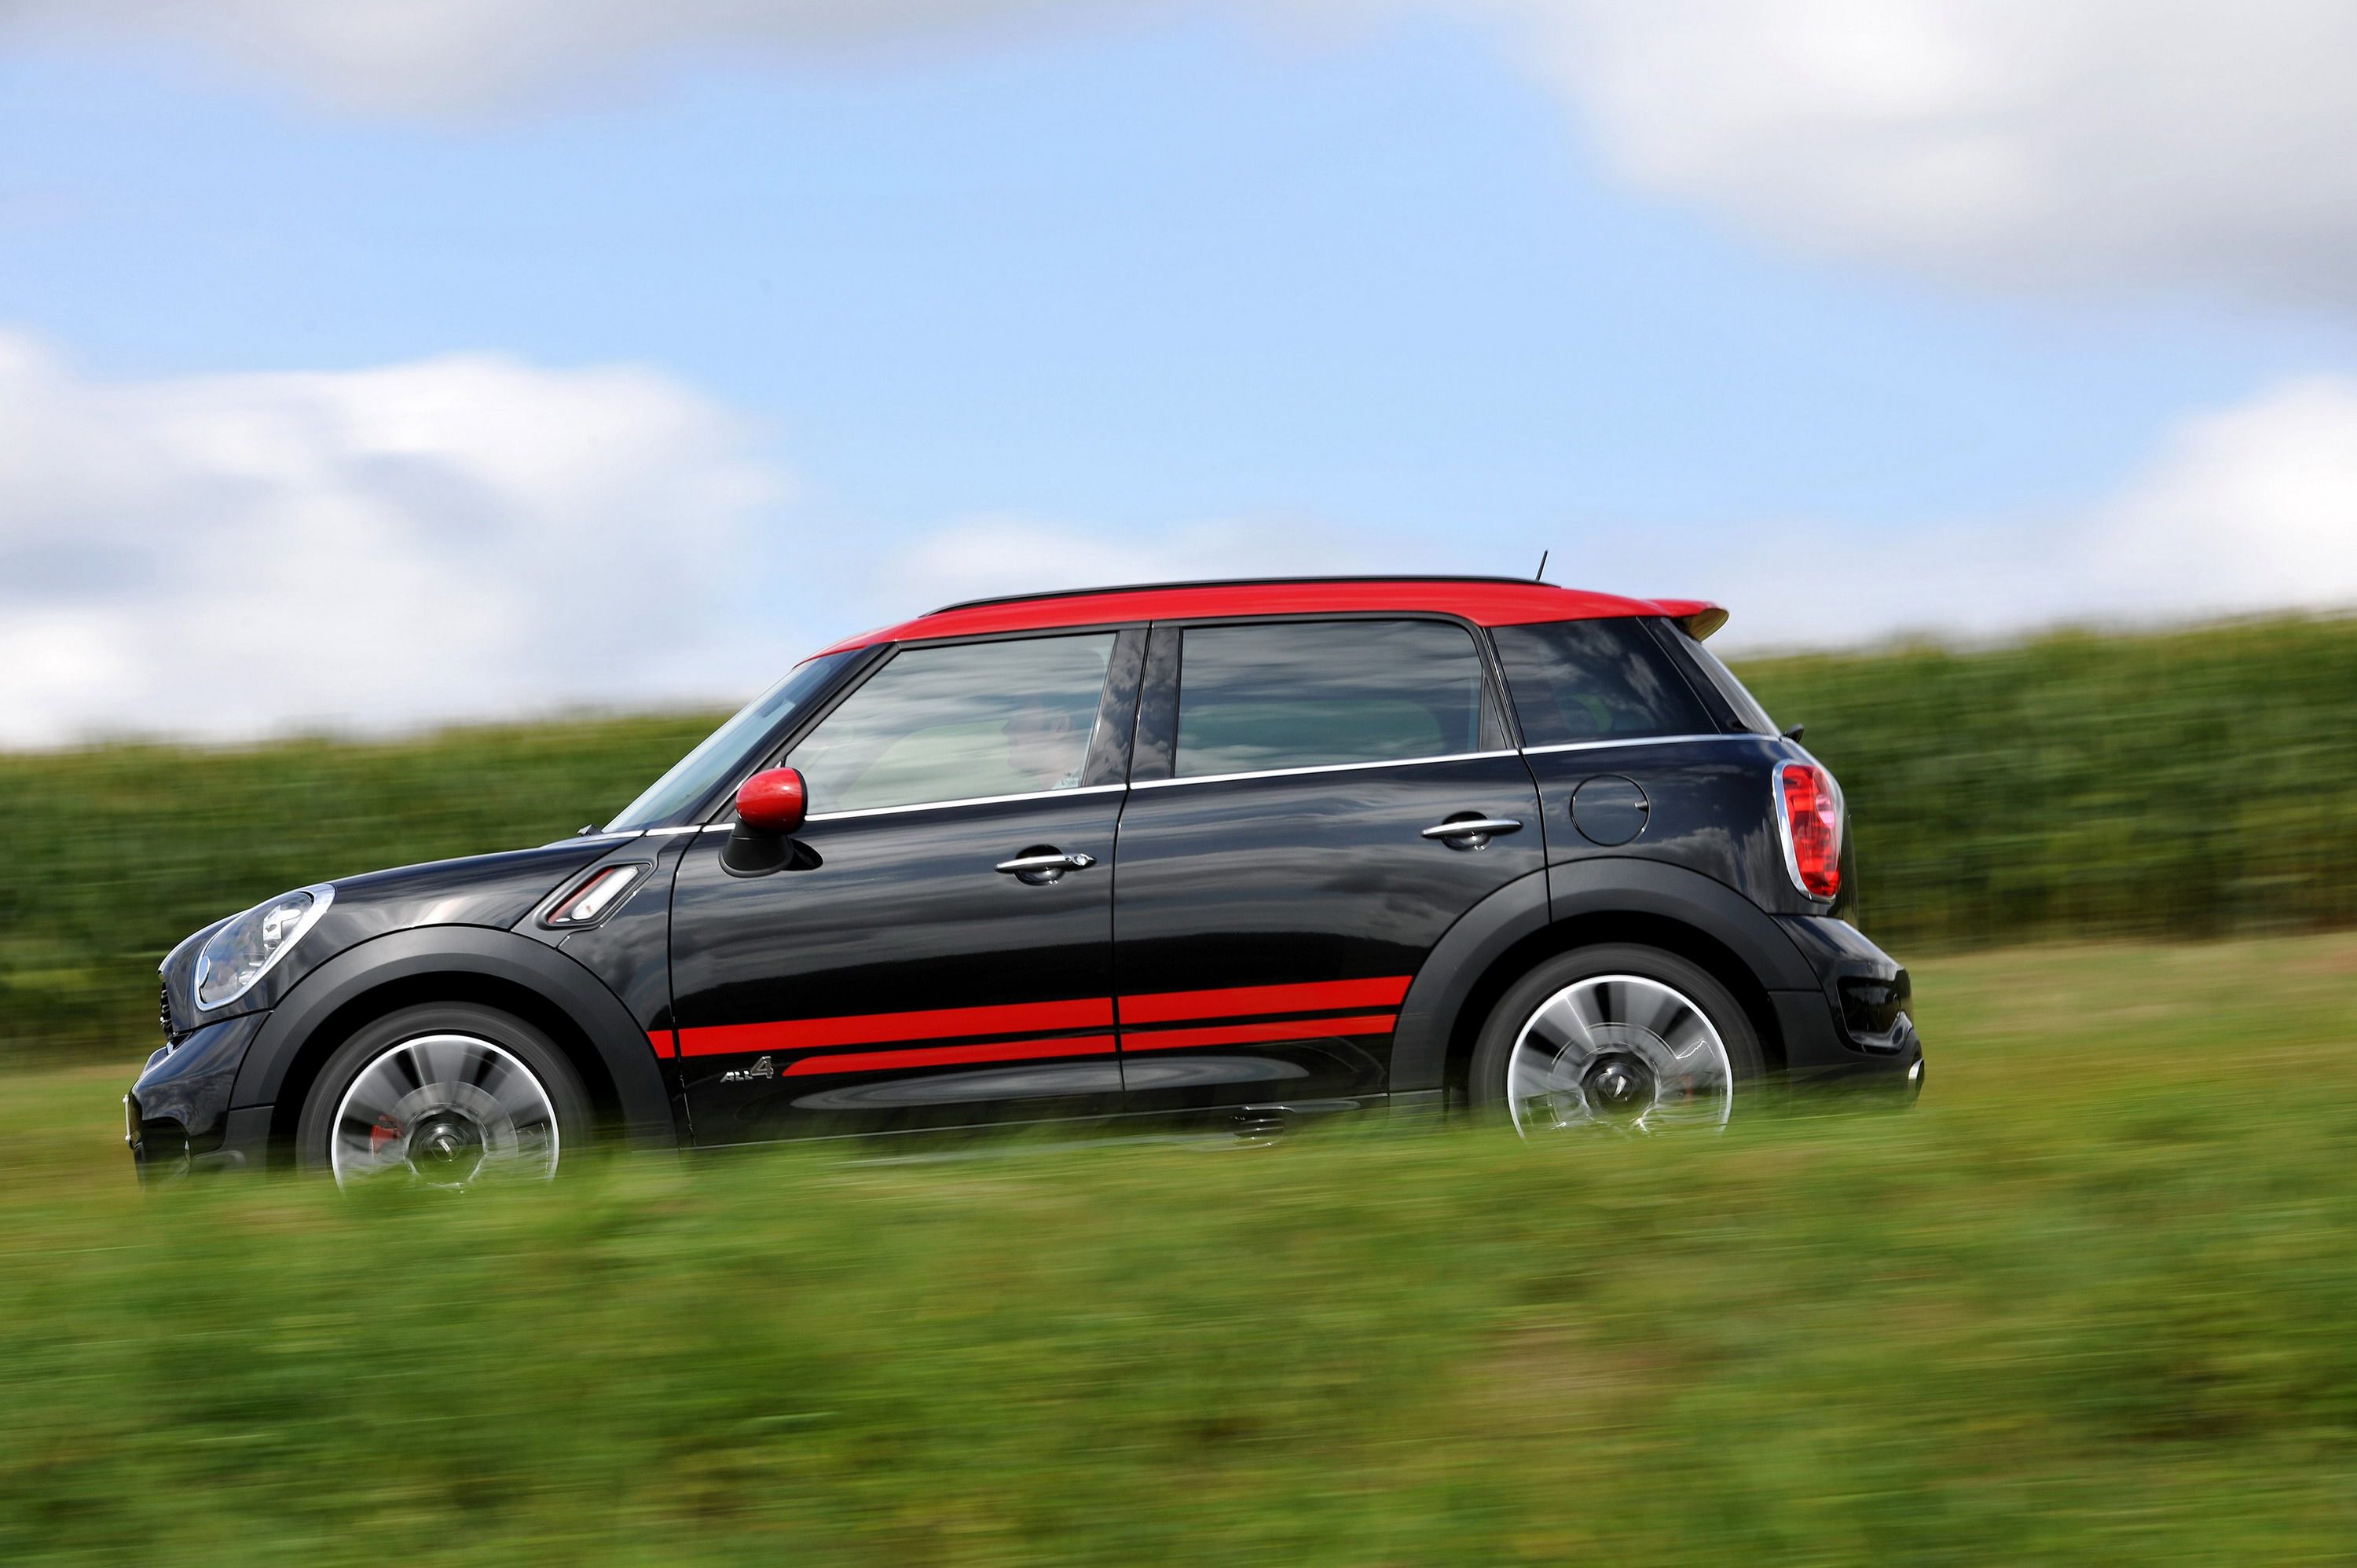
[
  {"left": 669, "top": 628, "right": 1143, "bottom": 1145},
  {"left": 1110, "top": 616, "right": 1543, "bottom": 1120}
]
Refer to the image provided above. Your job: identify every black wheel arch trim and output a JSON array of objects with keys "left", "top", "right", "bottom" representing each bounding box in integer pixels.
[
  {"left": 1389, "top": 856, "right": 1814, "bottom": 1096},
  {"left": 227, "top": 924, "right": 677, "bottom": 1149}
]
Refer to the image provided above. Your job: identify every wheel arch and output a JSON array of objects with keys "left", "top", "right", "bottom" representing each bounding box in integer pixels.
[
  {"left": 1391, "top": 857, "right": 1813, "bottom": 1106},
  {"left": 230, "top": 925, "right": 676, "bottom": 1166}
]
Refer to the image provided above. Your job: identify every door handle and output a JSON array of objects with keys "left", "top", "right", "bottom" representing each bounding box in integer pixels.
[
  {"left": 995, "top": 850, "right": 1098, "bottom": 885},
  {"left": 1420, "top": 816, "right": 1523, "bottom": 850}
]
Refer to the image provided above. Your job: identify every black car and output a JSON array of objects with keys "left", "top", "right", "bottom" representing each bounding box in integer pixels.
[{"left": 131, "top": 576, "right": 1923, "bottom": 1186}]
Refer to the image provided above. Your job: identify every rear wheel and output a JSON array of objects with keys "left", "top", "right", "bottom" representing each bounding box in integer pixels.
[
  {"left": 1470, "top": 945, "right": 1763, "bottom": 1135},
  {"left": 295, "top": 1002, "right": 592, "bottom": 1189}
]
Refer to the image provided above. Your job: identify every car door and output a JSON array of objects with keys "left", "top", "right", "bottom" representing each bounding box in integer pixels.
[
  {"left": 670, "top": 627, "right": 1144, "bottom": 1145},
  {"left": 1110, "top": 615, "right": 1543, "bottom": 1120}
]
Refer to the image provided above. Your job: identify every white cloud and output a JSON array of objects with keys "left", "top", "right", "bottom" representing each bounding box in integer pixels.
[
  {"left": 1503, "top": 0, "right": 2357, "bottom": 306},
  {"left": 874, "top": 376, "right": 2357, "bottom": 655},
  {"left": 1628, "top": 375, "right": 2357, "bottom": 650},
  {"left": 0, "top": 332, "right": 790, "bottom": 746},
  {"left": 16, "top": 1, "right": 2357, "bottom": 306},
  {"left": 11, "top": 0, "right": 1128, "bottom": 115},
  {"left": 4, "top": 326, "right": 2348, "bottom": 748},
  {"left": 18, "top": 2, "right": 2357, "bottom": 299},
  {"left": 2091, "top": 376, "right": 2357, "bottom": 613}
]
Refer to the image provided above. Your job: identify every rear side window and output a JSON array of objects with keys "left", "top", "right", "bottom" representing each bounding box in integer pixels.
[
  {"left": 1175, "top": 619, "right": 1490, "bottom": 778},
  {"left": 1662, "top": 622, "right": 1777, "bottom": 736},
  {"left": 1492, "top": 618, "right": 1714, "bottom": 746}
]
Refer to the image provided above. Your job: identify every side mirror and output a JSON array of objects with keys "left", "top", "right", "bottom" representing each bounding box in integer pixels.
[{"left": 735, "top": 767, "right": 808, "bottom": 837}]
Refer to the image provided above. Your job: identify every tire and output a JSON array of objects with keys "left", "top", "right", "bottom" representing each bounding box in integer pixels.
[
  {"left": 295, "top": 1002, "right": 593, "bottom": 1188},
  {"left": 1468, "top": 944, "right": 1764, "bottom": 1135}
]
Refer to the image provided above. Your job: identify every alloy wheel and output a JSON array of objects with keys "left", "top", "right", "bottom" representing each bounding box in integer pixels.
[
  {"left": 328, "top": 1032, "right": 561, "bottom": 1189},
  {"left": 1505, "top": 974, "right": 1735, "bottom": 1136}
]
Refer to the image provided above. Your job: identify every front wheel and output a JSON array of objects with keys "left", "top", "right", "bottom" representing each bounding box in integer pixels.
[
  {"left": 295, "top": 1003, "right": 592, "bottom": 1189},
  {"left": 1469, "top": 946, "right": 1764, "bottom": 1136}
]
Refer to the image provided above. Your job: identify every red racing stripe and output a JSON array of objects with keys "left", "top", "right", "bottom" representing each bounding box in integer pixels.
[
  {"left": 783, "top": 1033, "right": 1119, "bottom": 1078},
  {"left": 1117, "top": 976, "right": 1411, "bottom": 1025},
  {"left": 646, "top": 1030, "right": 676, "bottom": 1059},
  {"left": 678, "top": 996, "right": 1114, "bottom": 1058},
  {"left": 1120, "top": 1013, "right": 1398, "bottom": 1052}
]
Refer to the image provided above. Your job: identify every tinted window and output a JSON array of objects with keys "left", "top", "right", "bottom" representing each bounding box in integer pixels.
[
  {"left": 1664, "top": 624, "right": 1777, "bottom": 736},
  {"left": 1174, "top": 619, "right": 1489, "bottom": 778},
  {"left": 789, "top": 633, "right": 1116, "bottom": 813},
  {"left": 607, "top": 651, "right": 855, "bottom": 830},
  {"left": 1492, "top": 618, "right": 1714, "bottom": 746}
]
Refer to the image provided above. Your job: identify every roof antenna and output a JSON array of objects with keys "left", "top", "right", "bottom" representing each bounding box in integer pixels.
[{"left": 1534, "top": 549, "right": 1549, "bottom": 582}]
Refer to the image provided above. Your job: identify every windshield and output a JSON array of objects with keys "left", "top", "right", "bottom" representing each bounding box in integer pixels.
[{"left": 605, "top": 652, "right": 856, "bottom": 831}]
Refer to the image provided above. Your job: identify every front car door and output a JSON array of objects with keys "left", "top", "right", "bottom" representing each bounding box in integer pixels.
[
  {"left": 669, "top": 627, "right": 1144, "bottom": 1145},
  {"left": 1110, "top": 615, "right": 1543, "bottom": 1121}
]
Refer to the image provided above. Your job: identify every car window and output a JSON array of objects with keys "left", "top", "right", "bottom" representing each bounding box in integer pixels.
[
  {"left": 788, "top": 633, "right": 1116, "bottom": 814},
  {"left": 1174, "top": 619, "right": 1489, "bottom": 779},
  {"left": 1662, "top": 622, "right": 1778, "bottom": 736},
  {"left": 1492, "top": 618, "right": 1715, "bottom": 746},
  {"left": 606, "top": 650, "right": 856, "bottom": 831}
]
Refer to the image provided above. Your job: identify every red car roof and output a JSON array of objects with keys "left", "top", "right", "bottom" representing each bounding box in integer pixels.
[{"left": 816, "top": 577, "right": 1726, "bottom": 655}]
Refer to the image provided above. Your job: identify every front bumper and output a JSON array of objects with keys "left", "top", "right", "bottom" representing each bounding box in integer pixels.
[
  {"left": 1769, "top": 917, "right": 1925, "bottom": 1101},
  {"left": 126, "top": 1011, "right": 274, "bottom": 1184}
]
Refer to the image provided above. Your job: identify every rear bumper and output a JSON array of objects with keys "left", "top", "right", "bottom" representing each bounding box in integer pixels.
[{"left": 1770, "top": 916, "right": 1925, "bottom": 1101}]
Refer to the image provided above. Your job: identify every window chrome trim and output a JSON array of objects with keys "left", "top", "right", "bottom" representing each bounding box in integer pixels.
[
  {"left": 798, "top": 782, "right": 1130, "bottom": 824},
  {"left": 1517, "top": 733, "right": 1750, "bottom": 758},
  {"left": 1130, "top": 749, "right": 1520, "bottom": 790}
]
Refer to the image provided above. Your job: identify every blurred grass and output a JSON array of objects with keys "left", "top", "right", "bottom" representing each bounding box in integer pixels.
[
  {"left": 1741, "top": 614, "right": 2357, "bottom": 950},
  {"left": 0, "top": 711, "right": 717, "bottom": 1059},
  {"left": 3, "top": 934, "right": 2355, "bottom": 1564},
  {"left": 5, "top": 613, "right": 2355, "bottom": 1059}
]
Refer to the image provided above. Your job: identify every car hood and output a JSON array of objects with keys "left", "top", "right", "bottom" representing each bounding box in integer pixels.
[{"left": 162, "top": 837, "right": 618, "bottom": 1031}]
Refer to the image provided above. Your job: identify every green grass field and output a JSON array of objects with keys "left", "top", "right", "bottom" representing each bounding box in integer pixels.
[{"left": 5, "top": 933, "right": 2354, "bottom": 1564}]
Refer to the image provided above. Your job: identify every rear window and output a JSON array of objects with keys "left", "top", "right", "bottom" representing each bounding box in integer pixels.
[
  {"left": 1492, "top": 618, "right": 1715, "bottom": 746},
  {"left": 1175, "top": 619, "right": 1490, "bottom": 778}
]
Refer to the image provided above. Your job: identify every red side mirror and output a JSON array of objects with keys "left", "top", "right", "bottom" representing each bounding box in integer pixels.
[{"left": 735, "top": 767, "right": 808, "bottom": 836}]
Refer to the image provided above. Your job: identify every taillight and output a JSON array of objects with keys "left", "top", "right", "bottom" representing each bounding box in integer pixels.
[
  {"left": 543, "top": 863, "right": 651, "bottom": 929},
  {"left": 1776, "top": 760, "right": 1843, "bottom": 900}
]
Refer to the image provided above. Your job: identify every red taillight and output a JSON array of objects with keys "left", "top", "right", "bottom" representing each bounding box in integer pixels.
[{"left": 1777, "top": 761, "right": 1843, "bottom": 900}]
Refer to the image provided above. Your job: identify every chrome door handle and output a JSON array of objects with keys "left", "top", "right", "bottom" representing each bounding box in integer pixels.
[
  {"left": 1420, "top": 817, "right": 1523, "bottom": 849},
  {"left": 995, "top": 850, "right": 1098, "bottom": 885}
]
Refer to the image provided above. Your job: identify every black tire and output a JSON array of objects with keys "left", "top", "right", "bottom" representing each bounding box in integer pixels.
[
  {"left": 1468, "top": 944, "right": 1765, "bottom": 1130},
  {"left": 295, "top": 1002, "right": 594, "bottom": 1185}
]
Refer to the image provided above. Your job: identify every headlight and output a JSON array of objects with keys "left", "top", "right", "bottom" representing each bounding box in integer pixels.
[{"left": 194, "top": 885, "right": 335, "bottom": 1010}]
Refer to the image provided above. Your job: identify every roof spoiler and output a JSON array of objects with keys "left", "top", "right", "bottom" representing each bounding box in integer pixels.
[{"left": 1652, "top": 599, "right": 1728, "bottom": 641}]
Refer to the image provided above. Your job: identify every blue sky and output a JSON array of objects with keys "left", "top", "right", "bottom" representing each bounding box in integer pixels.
[{"left": 3, "top": 2, "right": 2355, "bottom": 742}]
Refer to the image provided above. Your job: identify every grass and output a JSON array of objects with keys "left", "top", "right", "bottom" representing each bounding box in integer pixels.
[
  {"left": 0, "top": 709, "right": 721, "bottom": 1059},
  {"left": 7, "top": 612, "right": 2357, "bottom": 1058},
  {"left": 4, "top": 933, "right": 2355, "bottom": 1563},
  {"left": 1740, "top": 613, "right": 2357, "bottom": 949}
]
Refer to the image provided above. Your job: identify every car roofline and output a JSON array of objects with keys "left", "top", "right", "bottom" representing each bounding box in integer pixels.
[
  {"left": 812, "top": 577, "right": 1728, "bottom": 658},
  {"left": 926, "top": 574, "right": 1549, "bottom": 616}
]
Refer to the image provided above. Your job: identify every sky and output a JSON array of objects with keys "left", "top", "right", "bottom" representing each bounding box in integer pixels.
[{"left": 4, "top": 0, "right": 2355, "bottom": 745}]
